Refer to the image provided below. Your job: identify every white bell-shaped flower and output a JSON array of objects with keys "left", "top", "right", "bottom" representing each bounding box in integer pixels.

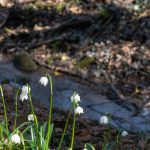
[
  {"left": 75, "top": 106, "right": 84, "bottom": 115},
  {"left": 28, "top": 114, "right": 34, "bottom": 121},
  {"left": 100, "top": 116, "right": 109, "bottom": 124},
  {"left": 11, "top": 134, "right": 21, "bottom": 144},
  {"left": 22, "top": 85, "right": 30, "bottom": 94},
  {"left": 39, "top": 76, "right": 48, "bottom": 86},
  {"left": 20, "top": 92, "right": 29, "bottom": 101},
  {"left": 121, "top": 131, "right": 128, "bottom": 137}
]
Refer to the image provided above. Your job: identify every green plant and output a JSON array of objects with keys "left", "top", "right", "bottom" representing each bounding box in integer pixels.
[
  {"left": 0, "top": 74, "right": 88, "bottom": 150},
  {"left": 0, "top": 73, "right": 133, "bottom": 149}
]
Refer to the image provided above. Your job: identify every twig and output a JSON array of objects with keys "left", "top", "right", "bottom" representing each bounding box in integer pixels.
[
  {"left": 45, "top": 16, "right": 98, "bottom": 33},
  {"left": 101, "top": 70, "right": 126, "bottom": 100},
  {"left": 3, "top": 33, "right": 71, "bottom": 52}
]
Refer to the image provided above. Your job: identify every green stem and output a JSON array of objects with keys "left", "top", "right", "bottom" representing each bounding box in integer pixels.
[
  {"left": 46, "top": 74, "right": 53, "bottom": 146},
  {"left": 9, "top": 146, "right": 12, "bottom": 150},
  {"left": 102, "top": 124, "right": 109, "bottom": 150},
  {"left": 22, "top": 136, "right": 26, "bottom": 150},
  {"left": 14, "top": 88, "right": 20, "bottom": 130},
  {"left": 116, "top": 132, "right": 120, "bottom": 150},
  {"left": 57, "top": 109, "right": 71, "bottom": 150},
  {"left": 70, "top": 110, "right": 76, "bottom": 149},
  {"left": 19, "top": 131, "right": 26, "bottom": 150},
  {"left": 48, "top": 74, "right": 53, "bottom": 125},
  {"left": 0, "top": 85, "right": 8, "bottom": 136},
  {"left": 27, "top": 85, "right": 40, "bottom": 148},
  {"left": 28, "top": 94, "right": 38, "bottom": 128},
  {"left": 0, "top": 123, "right": 4, "bottom": 142}
]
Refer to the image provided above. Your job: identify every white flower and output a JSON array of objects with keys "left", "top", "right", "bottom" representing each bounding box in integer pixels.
[
  {"left": 121, "top": 131, "right": 128, "bottom": 137},
  {"left": 100, "top": 116, "right": 109, "bottom": 124},
  {"left": 20, "top": 92, "right": 28, "bottom": 101},
  {"left": 71, "top": 93, "right": 80, "bottom": 103},
  {"left": 39, "top": 76, "right": 48, "bottom": 86},
  {"left": 20, "top": 85, "right": 30, "bottom": 101},
  {"left": 11, "top": 134, "right": 21, "bottom": 144},
  {"left": 22, "top": 85, "right": 30, "bottom": 94},
  {"left": 28, "top": 114, "right": 34, "bottom": 121},
  {"left": 75, "top": 106, "right": 84, "bottom": 115},
  {"left": 83, "top": 149, "right": 87, "bottom": 150}
]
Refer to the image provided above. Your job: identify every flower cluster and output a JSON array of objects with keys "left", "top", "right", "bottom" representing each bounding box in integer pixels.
[
  {"left": 16, "top": 74, "right": 129, "bottom": 150},
  {"left": 71, "top": 93, "right": 84, "bottom": 115},
  {"left": 20, "top": 76, "right": 48, "bottom": 101},
  {"left": 20, "top": 85, "right": 30, "bottom": 101},
  {"left": 71, "top": 93, "right": 80, "bottom": 104}
]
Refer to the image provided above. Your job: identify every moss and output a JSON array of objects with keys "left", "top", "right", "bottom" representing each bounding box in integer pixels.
[
  {"left": 13, "top": 52, "right": 38, "bottom": 72},
  {"left": 99, "top": 7, "right": 110, "bottom": 18},
  {"left": 34, "top": 0, "right": 51, "bottom": 9},
  {"left": 76, "top": 56, "right": 95, "bottom": 68},
  {"left": 1, "top": 79, "right": 9, "bottom": 84},
  {"left": 55, "top": 3, "right": 66, "bottom": 12},
  {"left": 46, "top": 55, "right": 61, "bottom": 65},
  {"left": 51, "top": 41, "right": 61, "bottom": 52},
  {"left": 46, "top": 57, "right": 54, "bottom": 65}
]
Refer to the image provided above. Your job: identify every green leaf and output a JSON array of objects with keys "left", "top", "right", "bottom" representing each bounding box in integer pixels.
[
  {"left": 22, "top": 124, "right": 35, "bottom": 134},
  {"left": 47, "top": 123, "right": 54, "bottom": 140},
  {"left": 40, "top": 122, "right": 47, "bottom": 138},
  {"left": 85, "top": 143, "right": 95, "bottom": 150}
]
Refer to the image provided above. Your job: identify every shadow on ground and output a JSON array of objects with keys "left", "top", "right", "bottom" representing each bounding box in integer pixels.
[{"left": 0, "top": 1, "right": 149, "bottom": 52}]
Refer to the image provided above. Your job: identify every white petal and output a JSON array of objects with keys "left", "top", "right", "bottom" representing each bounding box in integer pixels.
[
  {"left": 28, "top": 114, "right": 34, "bottom": 121},
  {"left": 75, "top": 106, "right": 84, "bottom": 115},
  {"left": 22, "top": 85, "right": 30, "bottom": 94},
  {"left": 11, "top": 134, "right": 21, "bottom": 144},
  {"left": 121, "top": 131, "right": 128, "bottom": 137},
  {"left": 20, "top": 93, "right": 28, "bottom": 101},
  {"left": 100, "top": 116, "right": 109, "bottom": 124},
  {"left": 39, "top": 76, "right": 48, "bottom": 86},
  {"left": 74, "top": 94, "right": 80, "bottom": 102},
  {"left": 71, "top": 93, "right": 80, "bottom": 103}
]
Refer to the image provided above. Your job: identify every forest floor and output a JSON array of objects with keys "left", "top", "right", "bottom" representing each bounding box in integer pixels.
[
  {"left": 1, "top": 84, "right": 150, "bottom": 150},
  {"left": 0, "top": 0, "right": 150, "bottom": 149}
]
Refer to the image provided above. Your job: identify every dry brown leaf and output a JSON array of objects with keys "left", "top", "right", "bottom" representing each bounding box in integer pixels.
[{"left": 77, "top": 128, "right": 91, "bottom": 141}]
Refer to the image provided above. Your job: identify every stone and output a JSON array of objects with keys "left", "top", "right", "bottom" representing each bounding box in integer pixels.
[{"left": 13, "top": 52, "right": 38, "bottom": 72}]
